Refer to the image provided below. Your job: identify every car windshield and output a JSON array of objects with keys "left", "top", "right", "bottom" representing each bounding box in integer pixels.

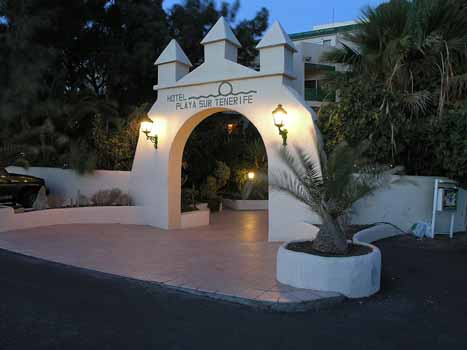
[{"left": 0, "top": 168, "right": 8, "bottom": 176}]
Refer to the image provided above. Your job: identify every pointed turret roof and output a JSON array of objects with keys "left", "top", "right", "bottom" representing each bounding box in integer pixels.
[
  {"left": 256, "top": 21, "right": 297, "bottom": 52},
  {"left": 155, "top": 39, "right": 192, "bottom": 67},
  {"left": 201, "top": 17, "right": 242, "bottom": 48}
]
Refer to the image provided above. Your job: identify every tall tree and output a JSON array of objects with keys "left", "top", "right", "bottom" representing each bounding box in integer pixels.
[
  {"left": 324, "top": 0, "right": 467, "bottom": 116},
  {"left": 1, "top": 0, "right": 269, "bottom": 171},
  {"left": 0, "top": 0, "right": 66, "bottom": 154},
  {"left": 319, "top": 0, "right": 467, "bottom": 185},
  {"left": 167, "top": 0, "right": 268, "bottom": 68}
]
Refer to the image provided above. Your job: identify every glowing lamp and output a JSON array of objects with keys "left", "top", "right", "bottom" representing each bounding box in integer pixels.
[
  {"left": 247, "top": 171, "right": 255, "bottom": 180},
  {"left": 140, "top": 115, "right": 158, "bottom": 149},
  {"left": 272, "top": 104, "right": 288, "bottom": 146}
]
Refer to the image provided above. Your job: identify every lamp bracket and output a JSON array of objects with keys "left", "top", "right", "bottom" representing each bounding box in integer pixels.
[
  {"left": 143, "top": 131, "right": 158, "bottom": 149},
  {"left": 276, "top": 125, "right": 288, "bottom": 146}
]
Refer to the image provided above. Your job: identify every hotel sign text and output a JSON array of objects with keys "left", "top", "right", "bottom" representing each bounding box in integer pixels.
[{"left": 167, "top": 82, "right": 257, "bottom": 110}]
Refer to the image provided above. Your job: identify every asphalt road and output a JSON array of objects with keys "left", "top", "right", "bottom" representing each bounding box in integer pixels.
[{"left": 0, "top": 233, "right": 466, "bottom": 350}]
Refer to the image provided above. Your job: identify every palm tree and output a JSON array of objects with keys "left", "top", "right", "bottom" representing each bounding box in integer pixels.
[
  {"left": 271, "top": 142, "right": 402, "bottom": 255},
  {"left": 323, "top": 0, "right": 467, "bottom": 117}
]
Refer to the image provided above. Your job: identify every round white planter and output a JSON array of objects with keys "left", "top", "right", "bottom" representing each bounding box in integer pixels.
[{"left": 276, "top": 240, "right": 381, "bottom": 298}]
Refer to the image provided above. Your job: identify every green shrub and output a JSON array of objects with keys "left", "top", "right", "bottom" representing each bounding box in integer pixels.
[
  {"left": 319, "top": 76, "right": 467, "bottom": 187},
  {"left": 90, "top": 188, "right": 133, "bottom": 206},
  {"left": 201, "top": 161, "right": 231, "bottom": 200}
]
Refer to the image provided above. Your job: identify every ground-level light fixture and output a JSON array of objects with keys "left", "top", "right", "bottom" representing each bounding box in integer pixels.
[
  {"left": 247, "top": 171, "right": 255, "bottom": 180},
  {"left": 272, "top": 104, "right": 288, "bottom": 146},
  {"left": 140, "top": 115, "right": 158, "bottom": 149}
]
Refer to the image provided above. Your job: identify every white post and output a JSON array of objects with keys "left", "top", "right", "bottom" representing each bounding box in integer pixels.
[
  {"left": 431, "top": 179, "right": 439, "bottom": 239},
  {"left": 449, "top": 213, "right": 455, "bottom": 239}
]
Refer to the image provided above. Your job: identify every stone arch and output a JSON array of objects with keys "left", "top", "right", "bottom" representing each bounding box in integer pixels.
[{"left": 167, "top": 107, "right": 270, "bottom": 228}]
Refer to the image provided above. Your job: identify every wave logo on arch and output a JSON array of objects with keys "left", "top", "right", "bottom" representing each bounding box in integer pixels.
[{"left": 167, "top": 81, "right": 257, "bottom": 111}]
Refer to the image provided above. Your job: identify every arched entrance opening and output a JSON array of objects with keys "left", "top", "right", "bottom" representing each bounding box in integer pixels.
[{"left": 167, "top": 108, "right": 268, "bottom": 230}]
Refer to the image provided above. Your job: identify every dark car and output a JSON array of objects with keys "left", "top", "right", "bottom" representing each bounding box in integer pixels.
[{"left": 0, "top": 168, "right": 46, "bottom": 208}]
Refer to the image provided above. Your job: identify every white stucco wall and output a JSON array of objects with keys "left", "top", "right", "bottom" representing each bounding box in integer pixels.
[
  {"left": 351, "top": 176, "right": 467, "bottom": 232},
  {"left": 6, "top": 168, "right": 466, "bottom": 236},
  {"left": 6, "top": 169, "right": 465, "bottom": 236},
  {"left": 6, "top": 166, "right": 130, "bottom": 201},
  {"left": 180, "top": 209, "right": 210, "bottom": 228},
  {"left": 0, "top": 206, "right": 144, "bottom": 232}
]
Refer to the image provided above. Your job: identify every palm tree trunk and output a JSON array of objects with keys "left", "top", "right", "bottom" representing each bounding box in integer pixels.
[{"left": 312, "top": 214, "right": 349, "bottom": 255}]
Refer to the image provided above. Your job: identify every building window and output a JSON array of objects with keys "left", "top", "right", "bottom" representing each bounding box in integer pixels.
[
  {"left": 323, "top": 39, "right": 332, "bottom": 47},
  {"left": 304, "top": 79, "right": 336, "bottom": 102},
  {"left": 305, "top": 79, "right": 317, "bottom": 90},
  {"left": 305, "top": 79, "right": 320, "bottom": 100}
]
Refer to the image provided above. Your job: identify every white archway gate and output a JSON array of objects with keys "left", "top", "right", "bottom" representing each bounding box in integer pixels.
[{"left": 129, "top": 17, "right": 321, "bottom": 241}]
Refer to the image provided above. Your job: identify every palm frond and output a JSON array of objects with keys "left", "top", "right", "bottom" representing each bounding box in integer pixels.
[
  {"left": 271, "top": 147, "right": 324, "bottom": 215},
  {"left": 324, "top": 142, "right": 360, "bottom": 203},
  {"left": 448, "top": 73, "right": 467, "bottom": 98},
  {"left": 65, "top": 140, "right": 97, "bottom": 175},
  {"left": 270, "top": 171, "right": 321, "bottom": 214},
  {"left": 401, "top": 90, "right": 431, "bottom": 115},
  {"left": 321, "top": 42, "right": 361, "bottom": 67}
]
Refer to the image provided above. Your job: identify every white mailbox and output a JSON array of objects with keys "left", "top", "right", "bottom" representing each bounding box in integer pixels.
[
  {"left": 431, "top": 179, "right": 458, "bottom": 238},
  {"left": 436, "top": 186, "right": 458, "bottom": 211}
]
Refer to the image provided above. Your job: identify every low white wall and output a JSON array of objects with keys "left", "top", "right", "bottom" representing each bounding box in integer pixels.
[
  {"left": 181, "top": 209, "right": 210, "bottom": 229},
  {"left": 0, "top": 206, "right": 211, "bottom": 232},
  {"left": 222, "top": 199, "right": 268, "bottom": 211},
  {"left": 6, "top": 166, "right": 130, "bottom": 201},
  {"left": 0, "top": 206, "right": 144, "bottom": 232},
  {"left": 351, "top": 176, "right": 466, "bottom": 233},
  {"left": 6, "top": 168, "right": 466, "bottom": 235}
]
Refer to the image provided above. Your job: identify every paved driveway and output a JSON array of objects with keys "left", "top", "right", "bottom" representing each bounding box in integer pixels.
[{"left": 0, "top": 210, "right": 334, "bottom": 304}]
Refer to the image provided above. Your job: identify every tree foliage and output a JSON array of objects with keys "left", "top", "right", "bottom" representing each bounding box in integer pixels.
[
  {"left": 182, "top": 113, "right": 268, "bottom": 200},
  {"left": 320, "top": 0, "right": 467, "bottom": 186},
  {"left": 0, "top": 0, "right": 269, "bottom": 172}
]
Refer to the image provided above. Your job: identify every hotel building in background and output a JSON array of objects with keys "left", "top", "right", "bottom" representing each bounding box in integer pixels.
[{"left": 289, "top": 21, "right": 359, "bottom": 112}]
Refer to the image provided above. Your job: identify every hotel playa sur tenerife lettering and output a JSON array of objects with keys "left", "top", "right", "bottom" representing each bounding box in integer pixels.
[{"left": 167, "top": 82, "right": 257, "bottom": 110}]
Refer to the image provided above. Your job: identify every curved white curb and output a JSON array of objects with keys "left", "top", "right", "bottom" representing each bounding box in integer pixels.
[{"left": 353, "top": 223, "right": 404, "bottom": 244}]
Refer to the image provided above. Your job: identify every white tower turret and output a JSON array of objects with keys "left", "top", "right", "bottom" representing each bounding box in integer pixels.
[
  {"left": 256, "top": 21, "right": 297, "bottom": 78},
  {"left": 201, "top": 16, "right": 242, "bottom": 63},
  {"left": 155, "top": 39, "right": 192, "bottom": 85}
]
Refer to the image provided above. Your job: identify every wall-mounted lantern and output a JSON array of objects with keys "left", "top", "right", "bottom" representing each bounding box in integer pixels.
[
  {"left": 140, "top": 115, "right": 158, "bottom": 149},
  {"left": 272, "top": 104, "right": 288, "bottom": 146},
  {"left": 247, "top": 171, "right": 255, "bottom": 180}
]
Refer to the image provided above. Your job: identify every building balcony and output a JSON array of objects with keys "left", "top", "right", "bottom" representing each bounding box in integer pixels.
[{"left": 304, "top": 87, "right": 335, "bottom": 102}]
